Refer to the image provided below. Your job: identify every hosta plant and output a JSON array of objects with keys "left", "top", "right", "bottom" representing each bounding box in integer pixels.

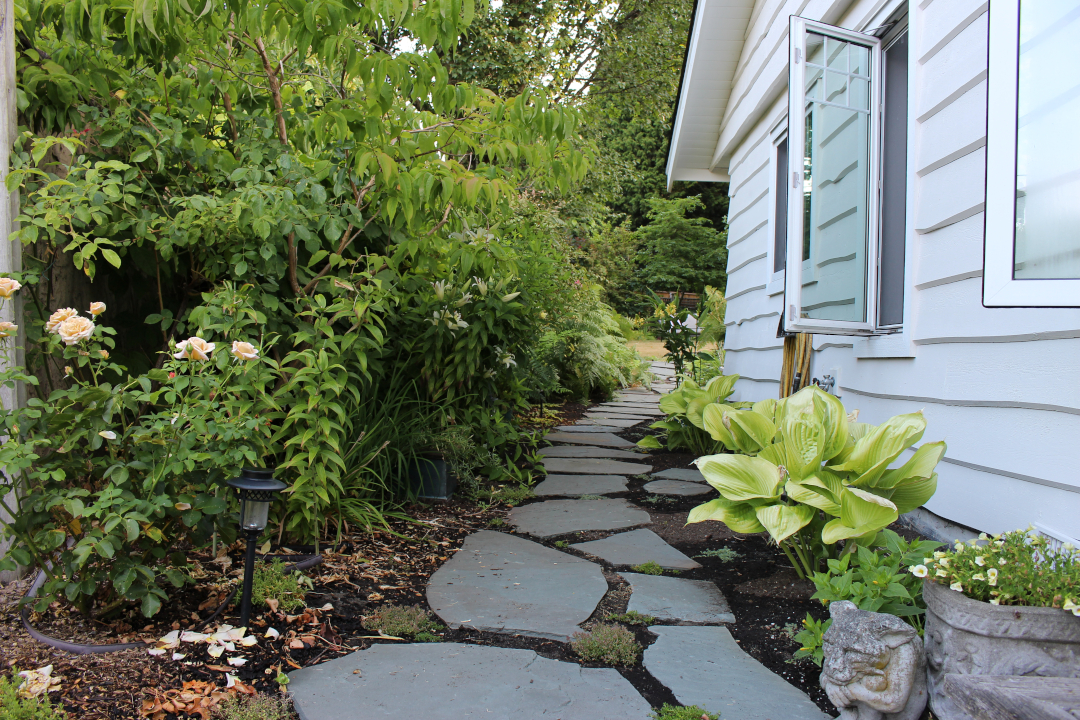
[
  {"left": 637, "top": 374, "right": 741, "bottom": 455},
  {"left": 688, "top": 385, "right": 945, "bottom": 578}
]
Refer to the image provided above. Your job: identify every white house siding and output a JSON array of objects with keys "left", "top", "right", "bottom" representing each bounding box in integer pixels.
[{"left": 713, "top": 0, "right": 1080, "bottom": 539}]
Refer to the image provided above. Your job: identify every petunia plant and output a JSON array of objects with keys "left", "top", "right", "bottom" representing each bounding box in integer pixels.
[{"left": 687, "top": 385, "right": 946, "bottom": 578}]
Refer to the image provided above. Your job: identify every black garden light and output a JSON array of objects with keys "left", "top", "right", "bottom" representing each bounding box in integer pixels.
[{"left": 227, "top": 468, "right": 286, "bottom": 628}]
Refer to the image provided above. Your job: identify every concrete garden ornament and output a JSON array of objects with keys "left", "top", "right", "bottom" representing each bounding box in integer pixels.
[{"left": 820, "top": 601, "right": 927, "bottom": 720}]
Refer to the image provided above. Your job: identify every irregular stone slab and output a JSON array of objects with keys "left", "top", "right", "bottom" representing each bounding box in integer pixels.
[
  {"left": 617, "top": 390, "right": 659, "bottom": 397},
  {"left": 556, "top": 424, "right": 624, "bottom": 433},
  {"left": 574, "top": 417, "right": 647, "bottom": 428},
  {"left": 509, "top": 499, "right": 650, "bottom": 538},
  {"left": 622, "top": 573, "right": 734, "bottom": 624},
  {"left": 654, "top": 467, "right": 708, "bottom": 484},
  {"left": 644, "top": 479, "right": 713, "bottom": 496},
  {"left": 571, "top": 528, "right": 701, "bottom": 570},
  {"left": 544, "top": 431, "right": 634, "bottom": 447},
  {"left": 426, "top": 531, "right": 606, "bottom": 641},
  {"left": 542, "top": 458, "right": 653, "bottom": 475},
  {"left": 596, "top": 404, "right": 664, "bottom": 415},
  {"left": 585, "top": 412, "right": 656, "bottom": 421},
  {"left": 538, "top": 446, "right": 648, "bottom": 459},
  {"left": 644, "top": 627, "right": 830, "bottom": 720},
  {"left": 289, "top": 643, "right": 652, "bottom": 720},
  {"left": 534, "top": 475, "right": 629, "bottom": 497}
]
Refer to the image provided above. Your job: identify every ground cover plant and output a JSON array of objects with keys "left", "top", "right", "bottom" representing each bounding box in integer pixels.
[
  {"left": 252, "top": 560, "right": 311, "bottom": 613},
  {"left": 570, "top": 623, "right": 641, "bottom": 665},
  {"left": 607, "top": 611, "right": 655, "bottom": 625},
  {"left": 649, "top": 704, "right": 719, "bottom": 720},
  {"left": 630, "top": 561, "right": 664, "bottom": 575},
  {"left": 0, "top": 674, "right": 67, "bottom": 720},
  {"left": 212, "top": 693, "right": 294, "bottom": 720},
  {"left": 362, "top": 605, "right": 442, "bottom": 639}
]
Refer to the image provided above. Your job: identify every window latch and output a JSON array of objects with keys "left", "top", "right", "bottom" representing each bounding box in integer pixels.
[
  {"left": 795, "top": 48, "right": 802, "bottom": 64},
  {"left": 792, "top": 171, "right": 799, "bottom": 189},
  {"left": 788, "top": 304, "right": 796, "bottom": 321}
]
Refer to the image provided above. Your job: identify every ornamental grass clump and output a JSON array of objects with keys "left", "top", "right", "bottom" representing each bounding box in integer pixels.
[
  {"left": 363, "top": 605, "right": 442, "bottom": 638},
  {"left": 910, "top": 527, "right": 1080, "bottom": 613},
  {"left": 570, "top": 623, "right": 641, "bottom": 666}
]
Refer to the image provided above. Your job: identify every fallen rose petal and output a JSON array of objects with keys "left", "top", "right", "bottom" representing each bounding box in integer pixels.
[
  {"left": 266, "top": 598, "right": 280, "bottom": 612},
  {"left": 225, "top": 674, "right": 238, "bottom": 688},
  {"left": 148, "top": 648, "right": 166, "bottom": 656},
  {"left": 227, "top": 657, "right": 247, "bottom": 667},
  {"left": 240, "top": 636, "right": 258, "bottom": 647},
  {"left": 289, "top": 639, "right": 305, "bottom": 649},
  {"left": 207, "top": 645, "right": 224, "bottom": 658},
  {"left": 171, "top": 653, "right": 186, "bottom": 661},
  {"left": 320, "top": 603, "right": 334, "bottom": 611},
  {"left": 264, "top": 627, "right": 280, "bottom": 639},
  {"left": 180, "top": 631, "right": 209, "bottom": 643}
]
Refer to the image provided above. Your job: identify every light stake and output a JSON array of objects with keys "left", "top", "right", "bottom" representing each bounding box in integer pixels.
[{"left": 227, "top": 468, "right": 286, "bottom": 628}]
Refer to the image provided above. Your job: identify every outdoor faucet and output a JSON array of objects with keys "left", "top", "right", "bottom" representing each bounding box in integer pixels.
[{"left": 812, "top": 374, "right": 836, "bottom": 394}]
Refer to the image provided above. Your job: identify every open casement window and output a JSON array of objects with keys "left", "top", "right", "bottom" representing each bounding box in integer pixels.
[
  {"left": 984, "top": 0, "right": 1080, "bottom": 307},
  {"left": 784, "top": 18, "right": 883, "bottom": 335}
]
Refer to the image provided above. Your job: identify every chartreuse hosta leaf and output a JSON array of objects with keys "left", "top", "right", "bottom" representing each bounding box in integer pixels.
[
  {"left": 704, "top": 373, "right": 739, "bottom": 401},
  {"left": 883, "top": 473, "right": 938, "bottom": 514},
  {"left": 785, "top": 473, "right": 843, "bottom": 516},
  {"left": 821, "top": 487, "right": 899, "bottom": 544},
  {"left": 725, "top": 409, "right": 776, "bottom": 455},
  {"left": 685, "top": 394, "right": 713, "bottom": 429},
  {"left": 755, "top": 504, "right": 816, "bottom": 543},
  {"left": 828, "top": 412, "right": 927, "bottom": 487},
  {"left": 636, "top": 435, "right": 663, "bottom": 450},
  {"left": 701, "top": 402, "right": 737, "bottom": 449},
  {"left": 876, "top": 440, "right": 946, "bottom": 489},
  {"left": 695, "top": 454, "right": 783, "bottom": 502},
  {"left": 752, "top": 398, "right": 778, "bottom": 422},
  {"left": 687, "top": 496, "right": 765, "bottom": 534}
]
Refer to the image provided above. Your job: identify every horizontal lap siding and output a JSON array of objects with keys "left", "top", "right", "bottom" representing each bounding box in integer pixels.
[{"left": 711, "top": 0, "right": 1080, "bottom": 536}]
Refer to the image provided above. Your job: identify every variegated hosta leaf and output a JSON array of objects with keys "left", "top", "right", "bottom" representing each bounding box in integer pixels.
[
  {"left": 695, "top": 454, "right": 784, "bottom": 502},
  {"left": 701, "top": 402, "right": 737, "bottom": 449},
  {"left": 886, "top": 473, "right": 938, "bottom": 514},
  {"left": 704, "top": 373, "right": 739, "bottom": 401},
  {"left": 827, "top": 412, "right": 927, "bottom": 486},
  {"left": 726, "top": 409, "right": 776, "bottom": 454},
  {"left": 785, "top": 478, "right": 842, "bottom": 515},
  {"left": 876, "top": 441, "right": 947, "bottom": 489},
  {"left": 687, "top": 496, "right": 766, "bottom": 534},
  {"left": 755, "top": 503, "right": 816, "bottom": 544}
]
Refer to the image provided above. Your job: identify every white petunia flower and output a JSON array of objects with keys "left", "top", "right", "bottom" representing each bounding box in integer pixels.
[
  {"left": 975, "top": 556, "right": 985, "bottom": 566},
  {"left": 950, "top": 581, "right": 963, "bottom": 592},
  {"left": 987, "top": 568, "right": 998, "bottom": 586},
  {"left": 910, "top": 564, "right": 928, "bottom": 578}
]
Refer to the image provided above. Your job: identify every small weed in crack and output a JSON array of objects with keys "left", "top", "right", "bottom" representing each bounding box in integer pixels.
[
  {"left": 607, "top": 611, "right": 655, "bottom": 626},
  {"left": 630, "top": 561, "right": 664, "bottom": 575},
  {"left": 695, "top": 547, "right": 740, "bottom": 562},
  {"left": 570, "top": 623, "right": 641, "bottom": 666}
]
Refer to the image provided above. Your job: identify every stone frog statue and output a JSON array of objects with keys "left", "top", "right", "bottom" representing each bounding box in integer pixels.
[{"left": 820, "top": 600, "right": 927, "bottom": 720}]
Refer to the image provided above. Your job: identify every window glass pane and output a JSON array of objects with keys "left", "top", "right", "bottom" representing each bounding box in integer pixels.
[
  {"left": 799, "top": 31, "right": 873, "bottom": 322},
  {"left": 879, "top": 32, "right": 908, "bottom": 327},
  {"left": 775, "top": 138, "right": 789, "bottom": 272},
  {"left": 1014, "top": 0, "right": 1080, "bottom": 280}
]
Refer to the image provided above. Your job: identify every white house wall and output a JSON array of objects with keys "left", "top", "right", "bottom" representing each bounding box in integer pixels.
[{"left": 716, "top": 0, "right": 1080, "bottom": 539}]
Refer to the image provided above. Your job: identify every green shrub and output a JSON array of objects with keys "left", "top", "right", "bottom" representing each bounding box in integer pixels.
[
  {"left": 363, "top": 605, "right": 442, "bottom": 638},
  {"left": 0, "top": 675, "right": 67, "bottom": 720},
  {"left": 212, "top": 693, "right": 293, "bottom": 720},
  {"left": 606, "top": 611, "right": 655, "bottom": 625},
  {"left": 648, "top": 703, "right": 719, "bottom": 720},
  {"left": 630, "top": 561, "right": 663, "bottom": 575},
  {"left": 917, "top": 527, "right": 1080, "bottom": 611},
  {"left": 570, "top": 624, "right": 641, "bottom": 666},
  {"left": 696, "top": 547, "right": 740, "bottom": 562},
  {"left": 252, "top": 559, "right": 311, "bottom": 613}
]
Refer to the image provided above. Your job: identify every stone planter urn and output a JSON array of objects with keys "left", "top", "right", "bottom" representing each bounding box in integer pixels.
[{"left": 923, "top": 578, "right": 1080, "bottom": 720}]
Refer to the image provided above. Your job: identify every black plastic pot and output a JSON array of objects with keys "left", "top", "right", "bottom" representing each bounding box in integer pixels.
[{"left": 408, "top": 454, "right": 458, "bottom": 500}]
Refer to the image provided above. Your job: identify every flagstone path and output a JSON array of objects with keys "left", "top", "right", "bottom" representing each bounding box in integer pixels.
[{"left": 289, "top": 361, "right": 833, "bottom": 719}]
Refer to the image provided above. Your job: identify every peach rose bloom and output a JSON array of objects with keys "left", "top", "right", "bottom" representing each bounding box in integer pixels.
[
  {"left": 90, "top": 302, "right": 106, "bottom": 316},
  {"left": 58, "top": 316, "right": 95, "bottom": 346},
  {"left": 230, "top": 341, "right": 259, "bottom": 361},
  {"left": 174, "top": 337, "right": 215, "bottom": 361},
  {"left": 46, "top": 308, "right": 79, "bottom": 334},
  {"left": 0, "top": 278, "right": 21, "bottom": 298},
  {"left": 0, "top": 321, "right": 17, "bottom": 337}
]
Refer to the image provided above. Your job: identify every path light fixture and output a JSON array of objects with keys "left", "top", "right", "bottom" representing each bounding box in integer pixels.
[{"left": 227, "top": 468, "right": 287, "bottom": 628}]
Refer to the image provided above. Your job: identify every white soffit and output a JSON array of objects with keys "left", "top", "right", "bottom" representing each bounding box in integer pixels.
[{"left": 666, "top": 0, "right": 757, "bottom": 189}]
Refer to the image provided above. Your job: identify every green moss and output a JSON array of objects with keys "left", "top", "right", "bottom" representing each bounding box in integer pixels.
[
  {"left": 488, "top": 518, "right": 506, "bottom": 527},
  {"left": 554, "top": 540, "right": 569, "bottom": 548},
  {"left": 606, "top": 611, "right": 655, "bottom": 625},
  {"left": 695, "top": 547, "right": 740, "bottom": 562},
  {"left": 0, "top": 675, "right": 67, "bottom": 720},
  {"left": 630, "top": 561, "right": 663, "bottom": 575},
  {"left": 413, "top": 631, "right": 443, "bottom": 643},
  {"left": 363, "top": 605, "right": 442, "bottom": 638},
  {"left": 212, "top": 692, "right": 294, "bottom": 720},
  {"left": 648, "top": 703, "right": 719, "bottom": 720},
  {"left": 252, "top": 559, "right": 310, "bottom": 612},
  {"left": 570, "top": 624, "right": 641, "bottom": 666}
]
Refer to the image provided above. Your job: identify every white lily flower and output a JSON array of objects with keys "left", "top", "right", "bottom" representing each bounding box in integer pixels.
[
  {"left": 455, "top": 293, "right": 473, "bottom": 307},
  {"left": 432, "top": 280, "right": 448, "bottom": 301},
  {"left": 501, "top": 291, "right": 521, "bottom": 302},
  {"left": 473, "top": 277, "right": 488, "bottom": 296}
]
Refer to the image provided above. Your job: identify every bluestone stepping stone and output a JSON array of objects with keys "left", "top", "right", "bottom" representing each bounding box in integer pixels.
[
  {"left": 534, "top": 475, "right": 629, "bottom": 497},
  {"left": 596, "top": 404, "right": 664, "bottom": 415},
  {"left": 544, "top": 431, "right": 633, "bottom": 447},
  {"left": 556, "top": 424, "right": 624, "bottom": 433},
  {"left": 509, "top": 499, "right": 650, "bottom": 538},
  {"left": 622, "top": 573, "right": 734, "bottom": 624},
  {"left": 538, "top": 446, "right": 648, "bottom": 459},
  {"left": 571, "top": 528, "right": 701, "bottom": 570},
  {"left": 585, "top": 411, "right": 655, "bottom": 420},
  {"left": 542, "top": 458, "right": 653, "bottom": 475},
  {"left": 654, "top": 467, "right": 708, "bottom": 484},
  {"left": 426, "top": 531, "right": 607, "bottom": 641},
  {"left": 644, "top": 627, "right": 830, "bottom": 720},
  {"left": 644, "top": 479, "right": 713, "bottom": 496},
  {"left": 288, "top": 643, "right": 652, "bottom": 720},
  {"left": 574, "top": 417, "right": 647, "bottom": 428}
]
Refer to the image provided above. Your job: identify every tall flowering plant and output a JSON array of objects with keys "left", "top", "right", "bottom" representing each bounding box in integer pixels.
[
  {"left": 0, "top": 284, "right": 278, "bottom": 617},
  {"left": 910, "top": 528, "right": 1080, "bottom": 613}
]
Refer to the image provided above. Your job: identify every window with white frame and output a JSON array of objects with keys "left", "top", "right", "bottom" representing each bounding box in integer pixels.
[
  {"left": 984, "top": 0, "right": 1080, "bottom": 307},
  {"left": 780, "top": 17, "right": 909, "bottom": 335}
]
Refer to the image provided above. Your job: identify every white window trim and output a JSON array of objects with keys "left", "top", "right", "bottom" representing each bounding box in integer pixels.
[
  {"left": 983, "top": 0, "right": 1080, "bottom": 307},
  {"left": 767, "top": 117, "right": 788, "bottom": 297},
  {"left": 784, "top": 16, "right": 883, "bottom": 336}
]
